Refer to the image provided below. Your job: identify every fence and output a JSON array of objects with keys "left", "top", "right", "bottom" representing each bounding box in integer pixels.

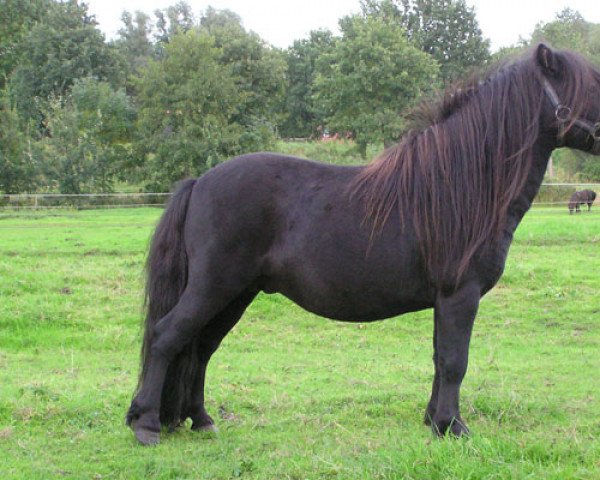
[
  {"left": 0, "top": 192, "right": 171, "bottom": 210},
  {"left": 0, "top": 184, "right": 598, "bottom": 211}
]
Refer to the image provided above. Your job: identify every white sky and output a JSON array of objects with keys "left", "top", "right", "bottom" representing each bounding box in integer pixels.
[{"left": 86, "top": 0, "right": 600, "bottom": 52}]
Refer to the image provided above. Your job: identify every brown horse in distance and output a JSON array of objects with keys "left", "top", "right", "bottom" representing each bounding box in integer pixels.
[{"left": 568, "top": 189, "right": 597, "bottom": 213}]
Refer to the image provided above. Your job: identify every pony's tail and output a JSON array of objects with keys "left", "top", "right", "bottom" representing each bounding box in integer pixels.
[{"left": 136, "top": 178, "right": 198, "bottom": 429}]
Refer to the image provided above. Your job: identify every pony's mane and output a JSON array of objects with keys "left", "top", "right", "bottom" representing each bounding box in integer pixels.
[
  {"left": 352, "top": 46, "right": 598, "bottom": 287},
  {"left": 405, "top": 61, "right": 509, "bottom": 132}
]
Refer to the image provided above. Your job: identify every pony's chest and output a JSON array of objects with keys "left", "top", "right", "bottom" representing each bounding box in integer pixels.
[{"left": 474, "top": 236, "right": 513, "bottom": 294}]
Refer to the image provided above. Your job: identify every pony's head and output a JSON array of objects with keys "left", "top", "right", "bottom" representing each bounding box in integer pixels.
[{"left": 536, "top": 43, "right": 600, "bottom": 154}]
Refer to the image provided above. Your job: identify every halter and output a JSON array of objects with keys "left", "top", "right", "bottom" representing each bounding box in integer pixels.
[{"left": 542, "top": 79, "right": 600, "bottom": 144}]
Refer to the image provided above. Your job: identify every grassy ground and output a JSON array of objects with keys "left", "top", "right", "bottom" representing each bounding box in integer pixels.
[{"left": 0, "top": 205, "right": 598, "bottom": 479}]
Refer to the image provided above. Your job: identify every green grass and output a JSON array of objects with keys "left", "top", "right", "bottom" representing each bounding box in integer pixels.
[{"left": 0, "top": 206, "right": 599, "bottom": 479}]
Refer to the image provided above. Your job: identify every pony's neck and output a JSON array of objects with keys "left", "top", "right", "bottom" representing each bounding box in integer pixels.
[{"left": 504, "top": 138, "right": 554, "bottom": 233}]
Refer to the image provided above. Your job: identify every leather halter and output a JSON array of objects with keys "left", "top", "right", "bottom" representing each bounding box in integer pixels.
[{"left": 542, "top": 78, "right": 600, "bottom": 143}]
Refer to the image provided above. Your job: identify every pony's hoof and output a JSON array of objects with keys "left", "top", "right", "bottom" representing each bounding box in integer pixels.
[
  {"left": 431, "top": 416, "right": 470, "bottom": 438},
  {"left": 129, "top": 417, "right": 161, "bottom": 446},
  {"left": 192, "top": 422, "right": 219, "bottom": 437},
  {"left": 135, "top": 426, "right": 160, "bottom": 445}
]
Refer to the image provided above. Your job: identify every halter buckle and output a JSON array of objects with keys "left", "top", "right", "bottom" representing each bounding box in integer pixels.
[{"left": 555, "top": 105, "right": 571, "bottom": 123}]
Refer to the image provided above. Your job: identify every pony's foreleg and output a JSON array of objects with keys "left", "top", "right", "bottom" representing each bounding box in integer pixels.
[
  {"left": 424, "top": 309, "right": 440, "bottom": 426},
  {"left": 431, "top": 282, "right": 480, "bottom": 437},
  {"left": 186, "top": 289, "right": 257, "bottom": 432}
]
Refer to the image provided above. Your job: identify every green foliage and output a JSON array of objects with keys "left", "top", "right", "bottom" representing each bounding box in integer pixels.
[
  {"left": 0, "top": 0, "right": 598, "bottom": 190},
  {"left": 275, "top": 139, "right": 381, "bottom": 166},
  {"left": 113, "top": 11, "right": 155, "bottom": 81},
  {"left": 153, "top": 0, "right": 195, "bottom": 45},
  {"left": 280, "top": 30, "right": 337, "bottom": 138},
  {"left": 8, "top": 0, "right": 124, "bottom": 126},
  {"left": 200, "top": 7, "right": 287, "bottom": 140},
  {"left": 115, "top": 2, "right": 199, "bottom": 81},
  {"left": 361, "top": 0, "right": 491, "bottom": 83},
  {"left": 315, "top": 14, "right": 439, "bottom": 157},
  {"left": 133, "top": 30, "right": 244, "bottom": 190},
  {"left": 0, "top": 88, "right": 41, "bottom": 193},
  {"left": 494, "top": 7, "right": 600, "bottom": 64},
  {"left": 132, "top": 10, "right": 286, "bottom": 191},
  {"left": 552, "top": 148, "right": 600, "bottom": 182},
  {"left": 531, "top": 9, "right": 598, "bottom": 62},
  {"left": 0, "top": 0, "right": 51, "bottom": 88},
  {"left": 41, "top": 79, "right": 136, "bottom": 193}
]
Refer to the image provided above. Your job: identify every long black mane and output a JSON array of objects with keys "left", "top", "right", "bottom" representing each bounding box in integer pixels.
[{"left": 352, "top": 47, "right": 599, "bottom": 286}]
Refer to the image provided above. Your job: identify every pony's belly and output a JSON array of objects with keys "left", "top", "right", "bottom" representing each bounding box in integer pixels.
[
  {"left": 261, "top": 234, "right": 435, "bottom": 321},
  {"left": 278, "top": 289, "right": 433, "bottom": 322},
  {"left": 262, "top": 274, "right": 435, "bottom": 322}
]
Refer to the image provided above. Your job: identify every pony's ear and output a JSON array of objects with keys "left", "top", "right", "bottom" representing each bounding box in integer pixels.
[{"left": 536, "top": 43, "right": 561, "bottom": 77}]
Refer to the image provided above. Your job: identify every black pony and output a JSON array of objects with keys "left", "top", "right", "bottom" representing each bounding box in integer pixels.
[
  {"left": 127, "top": 44, "right": 600, "bottom": 445},
  {"left": 568, "top": 189, "right": 596, "bottom": 213}
]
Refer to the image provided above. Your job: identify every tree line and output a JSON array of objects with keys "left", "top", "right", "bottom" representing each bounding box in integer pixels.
[{"left": 1, "top": 0, "right": 599, "bottom": 193}]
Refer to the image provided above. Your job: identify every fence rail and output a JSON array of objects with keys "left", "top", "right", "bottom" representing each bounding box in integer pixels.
[
  {"left": 1, "top": 184, "right": 599, "bottom": 211},
  {"left": 0, "top": 192, "right": 170, "bottom": 210}
]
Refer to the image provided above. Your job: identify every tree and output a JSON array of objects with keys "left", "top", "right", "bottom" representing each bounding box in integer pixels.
[
  {"left": 314, "top": 14, "right": 439, "bottom": 157},
  {"left": 133, "top": 30, "right": 244, "bottom": 190},
  {"left": 115, "top": 10, "right": 155, "bottom": 79},
  {"left": 0, "top": 0, "right": 51, "bottom": 88},
  {"left": 0, "top": 87, "right": 40, "bottom": 193},
  {"left": 361, "top": 0, "right": 490, "bottom": 83},
  {"left": 531, "top": 8, "right": 588, "bottom": 56},
  {"left": 41, "top": 78, "right": 136, "bottom": 193},
  {"left": 8, "top": 0, "right": 124, "bottom": 126},
  {"left": 531, "top": 8, "right": 600, "bottom": 64},
  {"left": 200, "top": 7, "right": 287, "bottom": 145},
  {"left": 281, "top": 29, "right": 336, "bottom": 138},
  {"left": 153, "top": 1, "right": 195, "bottom": 49}
]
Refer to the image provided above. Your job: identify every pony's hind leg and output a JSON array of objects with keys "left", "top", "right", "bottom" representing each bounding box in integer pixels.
[
  {"left": 129, "top": 283, "right": 242, "bottom": 445},
  {"left": 185, "top": 289, "right": 258, "bottom": 432}
]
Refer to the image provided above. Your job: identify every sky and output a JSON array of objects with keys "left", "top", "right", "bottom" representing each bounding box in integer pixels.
[{"left": 86, "top": 0, "right": 600, "bottom": 52}]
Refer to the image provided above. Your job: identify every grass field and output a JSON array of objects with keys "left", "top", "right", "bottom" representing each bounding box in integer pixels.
[{"left": 0, "top": 205, "right": 599, "bottom": 479}]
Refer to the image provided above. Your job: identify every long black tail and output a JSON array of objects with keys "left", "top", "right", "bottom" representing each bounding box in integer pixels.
[{"left": 136, "top": 178, "right": 198, "bottom": 428}]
